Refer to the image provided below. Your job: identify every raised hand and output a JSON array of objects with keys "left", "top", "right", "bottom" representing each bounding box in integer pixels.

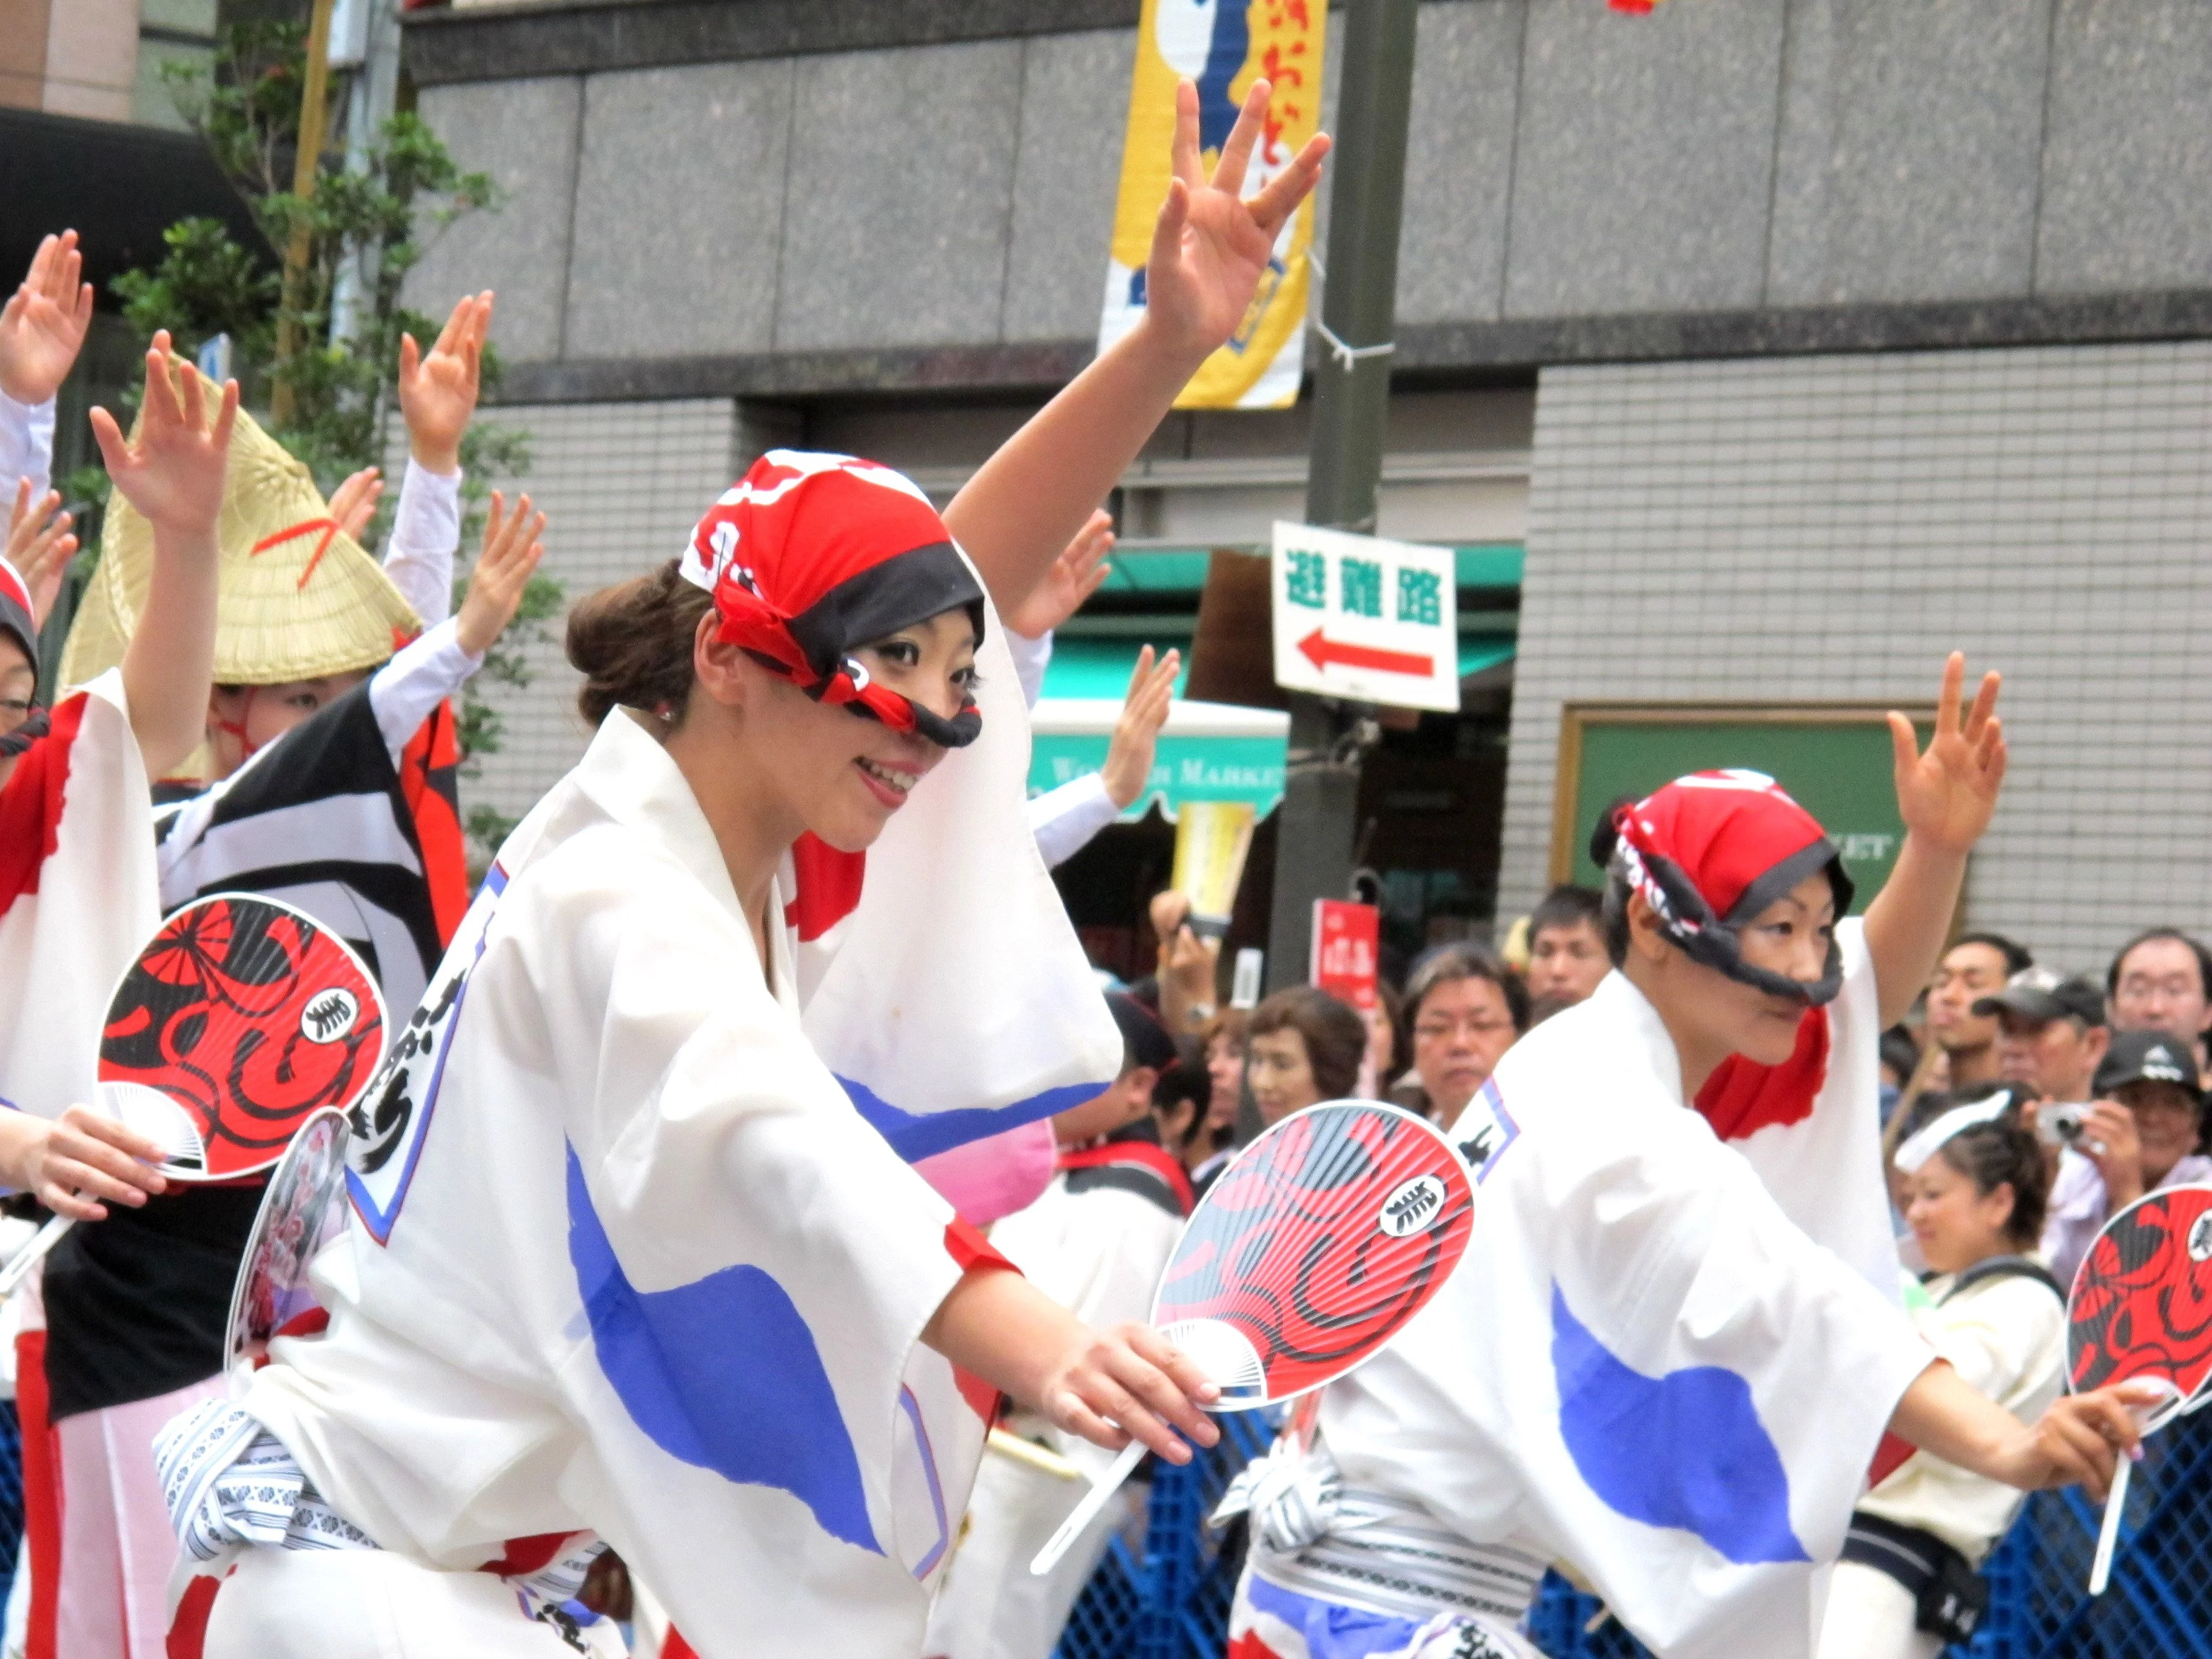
[
  {"left": 89, "top": 332, "right": 238, "bottom": 542},
  {"left": 1889, "top": 652, "right": 2006, "bottom": 857},
  {"left": 0, "top": 231, "right": 95, "bottom": 407},
  {"left": 398, "top": 291, "right": 493, "bottom": 475},
  {"left": 455, "top": 488, "right": 546, "bottom": 655},
  {"left": 7, "top": 479, "right": 76, "bottom": 628},
  {"left": 1102, "top": 643, "right": 1179, "bottom": 809},
  {"left": 1007, "top": 509, "right": 1114, "bottom": 639},
  {"left": 328, "top": 466, "right": 384, "bottom": 540},
  {"left": 1142, "top": 79, "right": 1331, "bottom": 362}
]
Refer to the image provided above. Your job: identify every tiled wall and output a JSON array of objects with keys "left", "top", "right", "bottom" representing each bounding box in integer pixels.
[
  {"left": 455, "top": 398, "right": 737, "bottom": 831},
  {"left": 1499, "top": 342, "right": 2212, "bottom": 971}
]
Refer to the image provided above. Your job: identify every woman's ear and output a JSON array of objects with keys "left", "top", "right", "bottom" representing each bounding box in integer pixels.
[
  {"left": 691, "top": 614, "right": 751, "bottom": 712},
  {"left": 1983, "top": 1179, "right": 2017, "bottom": 1238},
  {"left": 1625, "top": 890, "right": 1669, "bottom": 964}
]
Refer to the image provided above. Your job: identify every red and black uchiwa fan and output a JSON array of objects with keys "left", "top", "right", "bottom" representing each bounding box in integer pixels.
[
  {"left": 0, "top": 894, "right": 387, "bottom": 1297},
  {"left": 1031, "top": 1100, "right": 1476, "bottom": 1575},
  {"left": 2065, "top": 1181, "right": 2212, "bottom": 1594}
]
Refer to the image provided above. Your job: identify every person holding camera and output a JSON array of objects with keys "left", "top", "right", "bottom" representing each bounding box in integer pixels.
[
  {"left": 1978, "top": 969, "right": 2109, "bottom": 1108},
  {"left": 2040, "top": 1028, "right": 2212, "bottom": 1287}
]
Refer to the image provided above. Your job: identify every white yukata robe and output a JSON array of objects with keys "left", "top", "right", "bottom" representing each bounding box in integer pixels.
[
  {"left": 232, "top": 706, "right": 1003, "bottom": 1658},
  {"left": 1305, "top": 970, "right": 1936, "bottom": 1659}
]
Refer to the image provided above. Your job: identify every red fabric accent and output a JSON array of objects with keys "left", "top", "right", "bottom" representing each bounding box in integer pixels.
[
  {"left": 482, "top": 1530, "right": 578, "bottom": 1577},
  {"left": 17, "top": 1329, "right": 59, "bottom": 1659},
  {"left": 273, "top": 1307, "right": 330, "bottom": 1341},
  {"left": 788, "top": 832, "right": 866, "bottom": 943},
  {"left": 1868, "top": 1430, "right": 1917, "bottom": 1488},
  {"left": 1614, "top": 770, "right": 1832, "bottom": 920},
  {"left": 944, "top": 1218, "right": 1017, "bottom": 1279},
  {"left": 0, "top": 689, "right": 87, "bottom": 921},
  {"left": 398, "top": 699, "right": 469, "bottom": 945},
  {"left": 1694, "top": 1007, "right": 1831, "bottom": 1141},
  {"left": 1228, "top": 1630, "right": 1285, "bottom": 1659},
  {"left": 1057, "top": 1139, "right": 1196, "bottom": 1217},
  {"left": 663, "top": 1630, "right": 702, "bottom": 1659},
  {"left": 165, "top": 1573, "right": 222, "bottom": 1659},
  {"left": 953, "top": 1364, "right": 1000, "bottom": 1426},
  {"left": 679, "top": 454, "right": 977, "bottom": 736},
  {"left": 0, "top": 555, "right": 32, "bottom": 617}
]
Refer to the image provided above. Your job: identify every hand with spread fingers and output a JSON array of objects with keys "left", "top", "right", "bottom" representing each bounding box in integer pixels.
[
  {"left": 1037, "top": 1320, "right": 1223, "bottom": 1463},
  {"left": 455, "top": 489, "right": 546, "bottom": 657},
  {"left": 1102, "top": 644, "right": 1179, "bottom": 811},
  {"left": 0, "top": 230, "right": 95, "bottom": 407},
  {"left": 399, "top": 291, "right": 493, "bottom": 475},
  {"left": 1890, "top": 651, "right": 2006, "bottom": 857},
  {"left": 8, "top": 478, "right": 76, "bottom": 627},
  {"left": 1008, "top": 509, "right": 1115, "bottom": 640},
  {"left": 329, "top": 466, "right": 385, "bottom": 541},
  {"left": 1140, "top": 78, "right": 1332, "bottom": 363}
]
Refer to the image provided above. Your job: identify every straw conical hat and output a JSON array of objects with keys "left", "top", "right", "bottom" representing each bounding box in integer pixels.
[{"left": 61, "top": 357, "right": 420, "bottom": 690}]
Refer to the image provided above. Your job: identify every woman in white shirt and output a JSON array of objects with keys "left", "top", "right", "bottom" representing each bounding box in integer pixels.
[{"left": 1823, "top": 1115, "right": 2064, "bottom": 1658}]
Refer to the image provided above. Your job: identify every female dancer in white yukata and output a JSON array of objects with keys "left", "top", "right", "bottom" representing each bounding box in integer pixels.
[{"left": 153, "top": 79, "right": 1329, "bottom": 1659}]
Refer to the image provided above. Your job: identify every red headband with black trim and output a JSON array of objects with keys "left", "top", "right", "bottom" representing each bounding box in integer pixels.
[
  {"left": 0, "top": 556, "right": 47, "bottom": 759},
  {"left": 1610, "top": 769, "right": 1854, "bottom": 1005},
  {"left": 679, "top": 451, "right": 985, "bottom": 748}
]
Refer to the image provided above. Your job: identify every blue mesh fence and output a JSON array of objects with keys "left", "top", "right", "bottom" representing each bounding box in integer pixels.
[
  {"left": 1056, "top": 1406, "right": 2212, "bottom": 1659},
  {"left": 0, "top": 1401, "right": 22, "bottom": 1585}
]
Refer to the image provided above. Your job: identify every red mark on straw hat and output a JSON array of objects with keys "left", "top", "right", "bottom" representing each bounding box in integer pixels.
[{"left": 250, "top": 517, "right": 341, "bottom": 589}]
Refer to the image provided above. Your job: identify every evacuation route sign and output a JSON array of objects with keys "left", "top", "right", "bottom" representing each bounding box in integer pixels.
[{"left": 1270, "top": 522, "right": 1460, "bottom": 713}]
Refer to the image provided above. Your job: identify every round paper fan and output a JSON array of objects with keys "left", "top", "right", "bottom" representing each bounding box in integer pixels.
[
  {"left": 2066, "top": 1181, "right": 2212, "bottom": 1432},
  {"left": 97, "top": 893, "right": 389, "bottom": 1181},
  {"left": 1153, "top": 1098, "right": 1476, "bottom": 1407},
  {"left": 227, "top": 1107, "right": 352, "bottom": 1380}
]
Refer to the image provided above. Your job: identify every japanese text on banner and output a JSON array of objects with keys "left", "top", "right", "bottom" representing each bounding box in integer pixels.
[{"left": 1097, "top": 0, "right": 1326, "bottom": 411}]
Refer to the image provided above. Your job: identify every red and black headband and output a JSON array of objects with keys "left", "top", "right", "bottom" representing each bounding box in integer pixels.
[
  {"left": 679, "top": 451, "right": 986, "bottom": 748},
  {"left": 1610, "top": 769, "right": 1854, "bottom": 1005}
]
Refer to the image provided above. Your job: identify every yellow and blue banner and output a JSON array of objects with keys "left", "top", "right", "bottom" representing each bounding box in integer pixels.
[{"left": 1098, "top": 0, "right": 1327, "bottom": 410}]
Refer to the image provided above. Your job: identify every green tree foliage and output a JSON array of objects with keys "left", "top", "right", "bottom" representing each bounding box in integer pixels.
[{"left": 109, "top": 19, "right": 561, "bottom": 850}]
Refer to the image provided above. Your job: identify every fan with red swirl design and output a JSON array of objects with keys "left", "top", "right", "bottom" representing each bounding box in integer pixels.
[
  {"left": 0, "top": 896, "right": 387, "bottom": 1301},
  {"left": 2065, "top": 1181, "right": 2212, "bottom": 1593},
  {"left": 1032, "top": 1101, "right": 1476, "bottom": 1575},
  {"left": 98, "top": 893, "right": 387, "bottom": 1179}
]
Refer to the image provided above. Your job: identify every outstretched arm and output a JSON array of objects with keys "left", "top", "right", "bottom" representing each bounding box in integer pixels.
[
  {"left": 92, "top": 333, "right": 236, "bottom": 779},
  {"left": 1863, "top": 652, "right": 2006, "bottom": 1027},
  {"left": 945, "top": 80, "right": 1327, "bottom": 613},
  {"left": 1889, "top": 1358, "right": 2154, "bottom": 1503}
]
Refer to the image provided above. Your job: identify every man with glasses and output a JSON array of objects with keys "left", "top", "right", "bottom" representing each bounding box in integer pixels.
[
  {"left": 2105, "top": 928, "right": 2212, "bottom": 1081},
  {"left": 1402, "top": 942, "right": 1527, "bottom": 1124}
]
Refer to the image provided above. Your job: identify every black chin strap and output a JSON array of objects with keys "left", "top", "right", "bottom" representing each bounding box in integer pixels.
[{"left": 0, "top": 705, "right": 49, "bottom": 759}]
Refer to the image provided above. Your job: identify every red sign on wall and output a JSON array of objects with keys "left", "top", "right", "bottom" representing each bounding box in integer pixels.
[{"left": 1310, "top": 900, "right": 1381, "bottom": 1014}]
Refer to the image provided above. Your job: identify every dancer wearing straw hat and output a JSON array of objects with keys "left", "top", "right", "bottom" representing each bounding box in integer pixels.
[
  {"left": 0, "top": 327, "right": 238, "bottom": 1659},
  {"left": 23, "top": 298, "right": 537, "bottom": 1659}
]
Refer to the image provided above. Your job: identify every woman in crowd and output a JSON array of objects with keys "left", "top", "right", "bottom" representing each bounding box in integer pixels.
[
  {"left": 1824, "top": 1111, "right": 2064, "bottom": 1659},
  {"left": 1399, "top": 940, "right": 1527, "bottom": 1124},
  {"left": 1245, "top": 987, "right": 1368, "bottom": 1128},
  {"left": 155, "top": 77, "right": 1326, "bottom": 1659}
]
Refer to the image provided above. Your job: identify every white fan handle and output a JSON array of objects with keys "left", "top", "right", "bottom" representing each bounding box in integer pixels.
[
  {"left": 2088, "top": 1453, "right": 2130, "bottom": 1595},
  {"left": 0, "top": 1215, "right": 75, "bottom": 1301},
  {"left": 1029, "top": 1439, "right": 1146, "bottom": 1577}
]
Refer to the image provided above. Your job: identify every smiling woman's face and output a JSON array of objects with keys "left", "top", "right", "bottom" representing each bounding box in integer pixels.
[
  {"left": 697, "top": 606, "right": 980, "bottom": 855},
  {"left": 0, "top": 632, "right": 33, "bottom": 790}
]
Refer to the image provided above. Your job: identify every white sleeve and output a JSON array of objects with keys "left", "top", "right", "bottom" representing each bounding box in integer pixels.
[
  {"left": 380, "top": 460, "right": 463, "bottom": 626},
  {"left": 0, "top": 393, "right": 55, "bottom": 504},
  {"left": 1005, "top": 628, "right": 1051, "bottom": 710},
  {"left": 1027, "top": 772, "right": 1120, "bottom": 868},
  {"left": 367, "top": 617, "right": 481, "bottom": 762}
]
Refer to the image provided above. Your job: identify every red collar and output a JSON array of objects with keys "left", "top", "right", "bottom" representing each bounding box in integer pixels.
[{"left": 1057, "top": 1137, "right": 1195, "bottom": 1217}]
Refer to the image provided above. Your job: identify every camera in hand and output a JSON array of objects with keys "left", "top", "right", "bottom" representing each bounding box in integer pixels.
[{"left": 2036, "top": 1102, "right": 2090, "bottom": 1147}]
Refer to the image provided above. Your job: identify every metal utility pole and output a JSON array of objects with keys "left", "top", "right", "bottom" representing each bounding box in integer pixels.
[
  {"left": 1263, "top": 0, "right": 1421, "bottom": 992},
  {"left": 271, "top": 0, "right": 338, "bottom": 427}
]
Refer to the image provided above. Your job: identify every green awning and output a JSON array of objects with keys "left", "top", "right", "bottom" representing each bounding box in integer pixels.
[
  {"left": 1036, "top": 635, "right": 1193, "bottom": 700},
  {"left": 1030, "top": 698, "right": 1287, "bottom": 820}
]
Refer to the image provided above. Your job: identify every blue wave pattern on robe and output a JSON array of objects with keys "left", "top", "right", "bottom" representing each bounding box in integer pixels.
[
  {"left": 1550, "top": 1284, "right": 1809, "bottom": 1565},
  {"left": 838, "top": 1073, "right": 1107, "bottom": 1163},
  {"left": 564, "top": 1142, "right": 879, "bottom": 1552}
]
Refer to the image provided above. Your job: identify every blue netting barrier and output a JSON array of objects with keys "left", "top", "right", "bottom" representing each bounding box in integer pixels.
[
  {"left": 1054, "top": 1406, "right": 2212, "bottom": 1659},
  {"left": 0, "top": 1400, "right": 22, "bottom": 1585}
]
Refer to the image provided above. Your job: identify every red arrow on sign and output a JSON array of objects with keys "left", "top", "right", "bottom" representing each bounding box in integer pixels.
[{"left": 1296, "top": 628, "right": 1434, "bottom": 677}]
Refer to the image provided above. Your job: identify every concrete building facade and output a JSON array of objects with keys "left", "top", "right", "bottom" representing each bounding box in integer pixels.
[{"left": 397, "top": 0, "right": 2212, "bottom": 966}]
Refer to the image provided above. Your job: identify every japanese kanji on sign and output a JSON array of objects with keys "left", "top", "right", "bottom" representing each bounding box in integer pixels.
[{"left": 1270, "top": 522, "right": 1460, "bottom": 712}]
